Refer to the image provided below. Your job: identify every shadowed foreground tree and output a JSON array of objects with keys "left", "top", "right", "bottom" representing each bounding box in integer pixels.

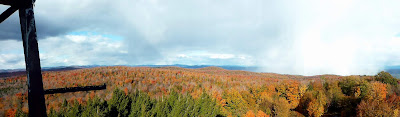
[{"left": 48, "top": 89, "right": 221, "bottom": 117}]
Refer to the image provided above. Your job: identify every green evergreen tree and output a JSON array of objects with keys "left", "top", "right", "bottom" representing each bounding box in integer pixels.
[
  {"left": 46, "top": 89, "right": 222, "bottom": 117},
  {"left": 48, "top": 108, "right": 59, "bottom": 117},
  {"left": 108, "top": 89, "right": 131, "bottom": 117},
  {"left": 81, "top": 96, "right": 108, "bottom": 117},
  {"left": 149, "top": 100, "right": 168, "bottom": 117},
  {"left": 66, "top": 100, "right": 82, "bottom": 117},
  {"left": 169, "top": 95, "right": 185, "bottom": 117}
]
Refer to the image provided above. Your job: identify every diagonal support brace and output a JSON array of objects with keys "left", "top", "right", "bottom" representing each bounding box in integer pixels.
[
  {"left": 44, "top": 84, "right": 107, "bottom": 94},
  {"left": 0, "top": 6, "right": 17, "bottom": 23}
]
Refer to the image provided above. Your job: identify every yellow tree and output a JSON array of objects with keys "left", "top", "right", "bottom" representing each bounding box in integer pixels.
[
  {"left": 276, "top": 80, "right": 302, "bottom": 109},
  {"left": 224, "top": 88, "right": 249, "bottom": 116},
  {"left": 273, "top": 97, "right": 291, "bottom": 117},
  {"left": 364, "top": 81, "right": 387, "bottom": 101},
  {"left": 309, "top": 90, "right": 327, "bottom": 117}
]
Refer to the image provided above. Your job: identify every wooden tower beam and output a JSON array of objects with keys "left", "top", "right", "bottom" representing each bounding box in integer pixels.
[{"left": 18, "top": 0, "right": 47, "bottom": 116}]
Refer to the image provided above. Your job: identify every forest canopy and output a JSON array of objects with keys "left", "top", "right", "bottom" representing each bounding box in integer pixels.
[{"left": 0, "top": 66, "right": 399, "bottom": 117}]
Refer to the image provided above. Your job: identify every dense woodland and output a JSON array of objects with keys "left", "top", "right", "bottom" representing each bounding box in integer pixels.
[{"left": 0, "top": 66, "right": 400, "bottom": 117}]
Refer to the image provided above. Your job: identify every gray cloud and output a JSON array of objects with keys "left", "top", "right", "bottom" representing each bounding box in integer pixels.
[{"left": 1, "top": 0, "right": 400, "bottom": 75}]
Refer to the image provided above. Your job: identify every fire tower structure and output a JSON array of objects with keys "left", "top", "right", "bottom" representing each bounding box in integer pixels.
[{"left": 0, "top": 1, "right": 106, "bottom": 116}]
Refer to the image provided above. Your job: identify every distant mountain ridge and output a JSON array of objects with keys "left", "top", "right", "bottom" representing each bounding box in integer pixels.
[
  {"left": 0, "top": 65, "right": 259, "bottom": 78},
  {"left": 0, "top": 66, "right": 96, "bottom": 78},
  {"left": 1, "top": 65, "right": 400, "bottom": 78}
]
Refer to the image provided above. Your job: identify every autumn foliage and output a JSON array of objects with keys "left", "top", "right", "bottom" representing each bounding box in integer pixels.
[{"left": 0, "top": 66, "right": 399, "bottom": 117}]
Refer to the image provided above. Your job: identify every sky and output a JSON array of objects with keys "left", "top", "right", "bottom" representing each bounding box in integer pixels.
[{"left": 1, "top": 0, "right": 400, "bottom": 75}]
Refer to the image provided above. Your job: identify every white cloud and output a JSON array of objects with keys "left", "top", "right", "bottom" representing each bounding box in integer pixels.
[
  {"left": 0, "top": 40, "right": 25, "bottom": 69},
  {"left": 156, "top": 51, "right": 254, "bottom": 66},
  {"left": 38, "top": 34, "right": 128, "bottom": 67},
  {"left": 0, "top": 54, "right": 25, "bottom": 69},
  {"left": 258, "top": 0, "right": 400, "bottom": 75},
  {"left": 1, "top": 0, "right": 400, "bottom": 75},
  {"left": 68, "top": 35, "right": 87, "bottom": 43},
  {"left": 0, "top": 34, "right": 128, "bottom": 69}
]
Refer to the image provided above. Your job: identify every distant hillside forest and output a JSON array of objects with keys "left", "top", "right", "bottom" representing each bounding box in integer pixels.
[{"left": 1, "top": 66, "right": 400, "bottom": 117}]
